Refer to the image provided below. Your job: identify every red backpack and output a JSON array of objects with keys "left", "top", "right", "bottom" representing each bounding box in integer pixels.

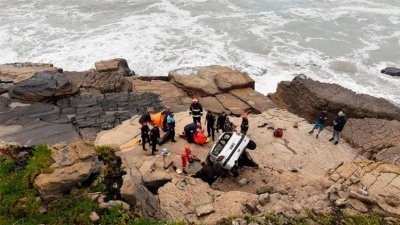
[{"left": 273, "top": 128, "right": 284, "bottom": 138}]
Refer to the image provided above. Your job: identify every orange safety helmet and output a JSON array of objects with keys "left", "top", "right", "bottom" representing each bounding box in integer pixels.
[
  {"left": 184, "top": 145, "right": 191, "bottom": 152},
  {"left": 242, "top": 113, "right": 248, "bottom": 118}
]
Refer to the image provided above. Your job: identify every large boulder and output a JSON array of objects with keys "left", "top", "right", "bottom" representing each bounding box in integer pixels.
[
  {"left": 270, "top": 76, "right": 400, "bottom": 123},
  {"left": 0, "top": 62, "right": 61, "bottom": 83},
  {"left": 8, "top": 71, "right": 77, "bottom": 102},
  {"left": 381, "top": 67, "right": 400, "bottom": 77},
  {"left": 139, "top": 161, "right": 172, "bottom": 192},
  {"left": 94, "top": 58, "right": 132, "bottom": 76},
  {"left": 169, "top": 66, "right": 255, "bottom": 97},
  {"left": 327, "top": 161, "right": 400, "bottom": 217},
  {"left": 342, "top": 118, "right": 400, "bottom": 161},
  {"left": 34, "top": 141, "right": 102, "bottom": 200}
]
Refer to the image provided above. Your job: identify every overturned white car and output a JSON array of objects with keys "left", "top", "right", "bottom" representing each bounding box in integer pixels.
[{"left": 206, "top": 132, "right": 258, "bottom": 177}]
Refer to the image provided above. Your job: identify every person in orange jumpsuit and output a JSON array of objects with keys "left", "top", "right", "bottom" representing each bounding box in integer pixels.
[
  {"left": 180, "top": 145, "right": 192, "bottom": 174},
  {"left": 193, "top": 129, "right": 207, "bottom": 145}
]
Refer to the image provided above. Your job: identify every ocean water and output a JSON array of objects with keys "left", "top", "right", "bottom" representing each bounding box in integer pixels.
[{"left": 0, "top": 0, "right": 399, "bottom": 105}]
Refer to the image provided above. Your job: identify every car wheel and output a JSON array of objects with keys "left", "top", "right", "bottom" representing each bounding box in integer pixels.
[
  {"left": 246, "top": 139, "right": 257, "bottom": 150},
  {"left": 229, "top": 166, "right": 239, "bottom": 177}
]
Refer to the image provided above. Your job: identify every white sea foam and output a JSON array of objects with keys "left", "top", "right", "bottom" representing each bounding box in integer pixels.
[{"left": 0, "top": 0, "right": 399, "bottom": 105}]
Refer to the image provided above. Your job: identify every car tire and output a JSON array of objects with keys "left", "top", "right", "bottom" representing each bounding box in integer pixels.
[{"left": 246, "top": 139, "right": 257, "bottom": 150}]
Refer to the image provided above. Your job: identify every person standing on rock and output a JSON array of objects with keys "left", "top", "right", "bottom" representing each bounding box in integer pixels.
[
  {"left": 205, "top": 110, "right": 216, "bottom": 141},
  {"left": 141, "top": 123, "right": 150, "bottom": 151},
  {"left": 329, "top": 111, "right": 347, "bottom": 145},
  {"left": 167, "top": 111, "right": 177, "bottom": 142},
  {"left": 150, "top": 124, "right": 160, "bottom": 155},
  {"left": 240, "top": 113, "right": 249, "bottom": 135},
  {"left": 180, "top": 145, "right": 193, "bottom": 175},
  {"left": 139, "top": 108, "right": 153, "bottom": 126},
  {"left": 216, "top": 111, "right": 227, "bottom": 133},
  {"left": 189, "top": 98, "right": 203, "bottom": 124},
  {"left": 161, "top": 106, "right": 172, "bottom": 132},
  {"left": 308, "top": 109, "right": 328, "bottom": 139}
]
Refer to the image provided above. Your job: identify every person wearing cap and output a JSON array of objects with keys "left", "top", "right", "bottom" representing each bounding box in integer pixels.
[
  {"left": 240, "top": 113, "right": 249, "bottom": 135},
  {"left": 180, "top": 145, "right": 192, "bottom": 175},
  {"left": 167, "top": 111, "right": 177, "bottom": 142},
  {"left": 150, "top": 124, "right": 160, "bottom": 155},
  {"left": 189, "top": 98, "right": 203, "bottom": 124},
  {"left": 205, "top": 110, "right": 216, "bottom": 141},
  {"left": 183, "top": 122, "right": 201, "bottom": 143},
  {"left": 161, "top": 106, "right": 172, "bottom": 132},
  {"left": 329, "top": 111, "right": 347, "bottom": 145},
  {"left": 139, "top": 108, "right": 153, "bottom": 126}
]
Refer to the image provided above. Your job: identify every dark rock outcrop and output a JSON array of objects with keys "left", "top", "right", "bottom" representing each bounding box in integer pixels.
[
  {"left": 0, "top": 62, "right": 61, "bottom": 83},
  {"left": 381, "top": 67, "right": 400, "bottom": 77},
  {"left": 8, "top": 71, "right": 77, "bottom": 102},
  {"left": 270, "top": 76, "right": 400, "bottom": 123}
]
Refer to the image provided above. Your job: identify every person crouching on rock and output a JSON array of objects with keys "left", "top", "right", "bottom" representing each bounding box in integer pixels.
[
  {"left": 184, "top": 122, "right": 201, "bottom": 143},
  {"left": 308, "top": 108, "right": 328, "bottom": 139},
  {"left": 150, "top": 124, "right": 160, "bottom": 155},
  {"left": 141, "top": 123, "right": 150, "bottom": 151},
  {"left": 181, "top": 145, "right": 192, "bottom": 175},
  {"left": 139, "top": 108, "right": 153, "bottom": 126},
  {"left": 240, "top": 113, "right": 249, "bottom": 135},
  {"left": 167, "top": 111, "right": 177, "bottom": 142},
  {"left": 329, "top": 111, "right": 347, "bottom": 145},
  {"left": 192, "top": 162, "right": 218, "bottom": 186}
]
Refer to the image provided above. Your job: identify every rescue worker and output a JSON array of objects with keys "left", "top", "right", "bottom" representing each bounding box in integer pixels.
[
  {"left": 150, "top": 124, "right": 160, "bottom": 155},
  {"left": 205, "top": 110, "right": 216, "bottom": 141},
  {"left": 181, "top": 145, "right": 192, "bottom": 175},
  {"left": 141, "top": 123, "right": 150, "bottom": 151},
  {"left": 139, "top": 108, "right": 153, "bottom": 125},
  {"left": 216, "top": 111, "right": 227, "bottom": 133},
  {"left": 161, "top": 106, "right": 172, "bottom": 132},
  {"left": 189, "top": 98, "right": 203, "bottom": 124},
  {"left": 167, "top": 111, "right": 177, "bottom": 142},
  {"left": 240, "top": 113, "right": 249, "bottom": 135},
  {"left": 192, "top": 162, "right": 218, "bottom": 186},
  {"left": 184, "top": 122, "right": 201, "bottom": 143}
]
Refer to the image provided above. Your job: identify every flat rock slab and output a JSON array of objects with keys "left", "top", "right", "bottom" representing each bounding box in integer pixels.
[
  {"left": 95, "top": 58, "right": 131, "bottom": 75},
  {"left": 201, "top": 96, "right": 230, "bottom": 114},
  {"left": 216, "top": 93, "right": 251, "bottom": 116},
  {"left": 0, "top": 121, "right": 81, "bottom": 146},
  {"left": 381, "top": 67, "right": 400, "bottom": 77},
  {"left": 132, "top": 79, "right": 192, "bottom": 112},
  {"left": 214, "top": 71, "right": 254, "bottom": 91},
  {"left": 342, "top": 118, "right": 400, "bottom": 159},
  {"left": 195, "top": 203, "right": 215, "bottom": 217},
  {"left": 270, "top": 76, "right": 400, "bottom": 123},
  {"left": 0, "top": 62, "right": 61, "bottom": 83},
  {"left": 229, "top": 88, "right": 276, "bottom": 114},
  {"left": 375, "top": 147, "right": 400, "bottom": 165}
]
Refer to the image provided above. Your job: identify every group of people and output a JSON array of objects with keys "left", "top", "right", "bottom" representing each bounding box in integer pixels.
[{"left": 309, "top": 109, "right": 347, "bottom": 145}]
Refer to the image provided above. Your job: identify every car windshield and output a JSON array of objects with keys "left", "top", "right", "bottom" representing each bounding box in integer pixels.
[{"left": 211, "top": 132, "right": 233, "bottom": 156}]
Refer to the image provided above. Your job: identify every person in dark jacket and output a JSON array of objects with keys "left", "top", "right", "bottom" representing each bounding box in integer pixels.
[
  {"left": 167, "top": 112, "right": 177, "bottom": 142},
  {"left": 141, "top": 123, "right": 150, "bottom": 151},
  {"left": 161, "top": 106, "right": 172, "bottom": 132},
  {"left": 184, "top": 122, "right": 201, "bottom": 143},
  {"left": 139, "top": 108, "right": 153, "bottom": 125},
  {"left": 308, "top": 109, "right": 328, "bottom": 139},
  {"left": 192, "top": 162, "right": 218, "bottom": 186},
  {"left": 329, "top": 111, "right": 347, "bottom": 145},
  {"left": 205, "top": 110, "right": 216, "bottom": 141},
  {"left": 216, "top": 111, "right": 227, "bottom": 133},
  {"left": 240, "top": 113, "right": 249, "bottom": 135},
  {"left": 189, "top": 98, "right": 203, "bottom": 124},
  {"left": 150, "top": 124, "right": 160, "bottom": 155}
]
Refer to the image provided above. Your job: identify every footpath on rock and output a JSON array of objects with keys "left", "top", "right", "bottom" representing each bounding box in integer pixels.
[{"left": 1, "top": 58, "right": 399, "bottom": 224}]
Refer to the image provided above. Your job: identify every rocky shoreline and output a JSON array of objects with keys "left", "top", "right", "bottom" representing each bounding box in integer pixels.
[{"left": 1, "top": 59, "right": 399, "bottom": 224}]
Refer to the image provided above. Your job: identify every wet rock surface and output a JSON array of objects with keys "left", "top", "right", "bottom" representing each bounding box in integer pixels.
[
  {"left": 381, "top": 67, "right": 400, "bottom": 77},
  {"left": 270, "top": 76, "right": 400, "bottom": 123}
]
